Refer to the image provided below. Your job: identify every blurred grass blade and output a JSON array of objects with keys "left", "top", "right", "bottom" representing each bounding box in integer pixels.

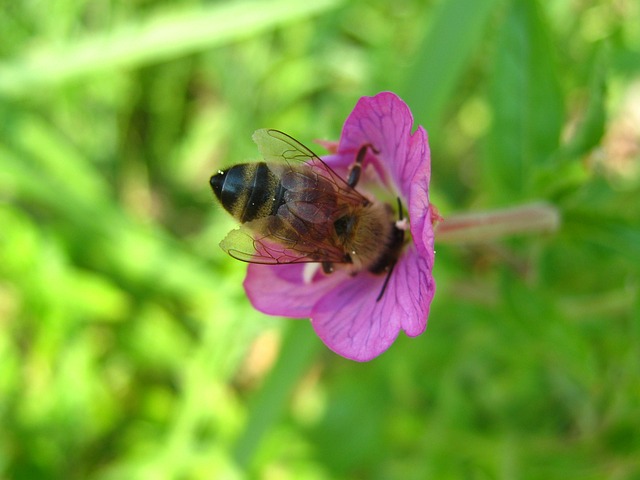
[
  {"left": 233, "top": 323, "right": 320, "bottom": 469},
  {"left": 401, "top": 0, "right": 504, "bottom": 134},
  {"left": 6, "top": 114, "right": 110, "bottom": 207},
  {"left": 484, "top": 0, "right": 564, "bottom": 201},
  {"left": 560, "top": 44, "right": 608, "bottom": 160},
  {"left": 0, "top": 0, "right": 341, "bottom": 97},
  {"left": 536, "top": 45, "right": 608, "bottom": 196},
  {"left": 566, "top": 207, "right": 640, "bottom": 263}
]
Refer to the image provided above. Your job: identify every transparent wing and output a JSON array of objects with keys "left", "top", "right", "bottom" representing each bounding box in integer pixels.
[
  {"left": 252, "top": 129, "right": 368, "bottom": 207},
  {"left": 220, "top": 216, "right": 349, "bottom": 265}
]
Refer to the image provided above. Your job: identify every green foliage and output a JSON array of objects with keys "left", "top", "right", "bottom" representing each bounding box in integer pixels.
[
  {"left": 1, "top": 0, "right": 639, "bottom": 478},
  {"left": 485, "top": 0, "right": 564, "bottom": 201}
]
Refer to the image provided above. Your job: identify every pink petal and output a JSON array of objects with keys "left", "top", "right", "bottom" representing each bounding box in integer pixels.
[
  {"left": 243, "top": 263, "right": 347, "bottom": 318},
  {"left": 311, "top": 245, "right": 434, "bottom": 361},
  {"left": 314, "top": 138, "right": 339, "bottom": 154},
  {"left": 388, "top": 245, "right": 435, "bottom": 336},
  {"left": 337, "top": 92, "right": 429, "bottom": 198},
  {"left": 311, "top": 274, "right": 396, "bottom": 361},
  {"left": 406, "top": 126, "right": 434, "bottom": 255}
]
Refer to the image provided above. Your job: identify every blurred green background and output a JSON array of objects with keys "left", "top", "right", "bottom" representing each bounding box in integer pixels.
[{"left": 1, "top": 0, "right": 639, "bottom": 478}]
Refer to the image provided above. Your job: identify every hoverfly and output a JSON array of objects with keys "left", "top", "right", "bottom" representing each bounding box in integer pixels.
[{"left": 210, "top": 129, "right": 405, "bottom": 301}]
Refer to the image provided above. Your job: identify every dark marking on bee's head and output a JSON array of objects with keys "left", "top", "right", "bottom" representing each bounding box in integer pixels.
[{"left": 210, "top": 170, "right": 226, "bottom": 201}]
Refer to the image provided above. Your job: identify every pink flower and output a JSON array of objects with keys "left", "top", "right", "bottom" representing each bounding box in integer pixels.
[{"left": 244, "top": 92, "right": 435, "bottom": 361}]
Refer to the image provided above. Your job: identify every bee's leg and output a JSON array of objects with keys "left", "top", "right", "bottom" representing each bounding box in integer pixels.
[
  {"left": 376, "top": 261, "right": 397, "bottom": 302},
  {"left": 396, "top": 197, "right": 404, "bottom": 219},
  {"left": 375, "top": 198, "right": 406, "bottom": 302},
  {"left": 322, "top": 261, "right": 334, "bottom": 274},
  {"left": 347, "top": 144, "right": 378, "bottom": 188}
]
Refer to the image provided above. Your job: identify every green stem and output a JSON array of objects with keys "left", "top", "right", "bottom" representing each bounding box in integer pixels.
[{"left": 434, "top": 201, "right": 560, "bottom": 244}]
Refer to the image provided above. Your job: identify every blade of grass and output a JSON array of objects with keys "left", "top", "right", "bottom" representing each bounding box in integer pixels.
[
  {"left": 400, "top": 0, "right": 504, "bottom": 135},
  {"left": 484, "top": 0, "right": 564, "bottom": 201},
  {"left": 536, "top": 44, "right": 608, "bottom": 197},
  {"left": 559, "top": 44, "right": 608, "bottom": 160},
  {"left": 233, "top": 323, "right": 320, "bottom": 470},
  {"left": 0, "top": 0, "right": 342, "bottom": 98}
]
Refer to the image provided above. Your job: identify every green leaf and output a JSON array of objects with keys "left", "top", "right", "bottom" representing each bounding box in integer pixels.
[
  {"left": 401, "top": 0, "right": 504, "bottom": 135},
  {"left": 0, "top": 0, "right": 341, "bottom": 98},
  {"left": 561, "top": 45, "right": 608, "bottom": 160},
  {"left": 484, "top": 0, "right": 564, "bottom": 201}
]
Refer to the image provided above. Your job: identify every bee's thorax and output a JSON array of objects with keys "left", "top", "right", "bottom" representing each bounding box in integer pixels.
[{"left": 338, "top": 202, "right": 403, "bottom": 274}]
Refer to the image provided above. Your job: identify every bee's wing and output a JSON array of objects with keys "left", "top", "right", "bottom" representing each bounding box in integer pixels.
[
  {"left": 252, "top": 129, "right": 367, "bottom": 206},
  {"left": 253, "top": 128, "right": 319, "bottom": 164},
  {"left": 220, "top": 215, "right": 348, "bottom": 265}
]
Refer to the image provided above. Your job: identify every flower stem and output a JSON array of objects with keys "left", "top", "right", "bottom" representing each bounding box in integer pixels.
[{"left": 434, "top": 201, "right": 560, "bottom": 244}]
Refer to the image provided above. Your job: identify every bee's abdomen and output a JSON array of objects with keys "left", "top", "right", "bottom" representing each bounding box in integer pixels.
[{"left": 210, "top": 162, "right": 285, "bottom": 223}]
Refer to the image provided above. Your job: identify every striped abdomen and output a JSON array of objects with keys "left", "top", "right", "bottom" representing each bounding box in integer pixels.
[{"left": 210, "top": 162, "right": 286, "bottom": 223}]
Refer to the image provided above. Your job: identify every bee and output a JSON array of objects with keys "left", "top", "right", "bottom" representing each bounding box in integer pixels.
[{"left": 209, "top": 129, "right": 405, "bottom": 301}]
